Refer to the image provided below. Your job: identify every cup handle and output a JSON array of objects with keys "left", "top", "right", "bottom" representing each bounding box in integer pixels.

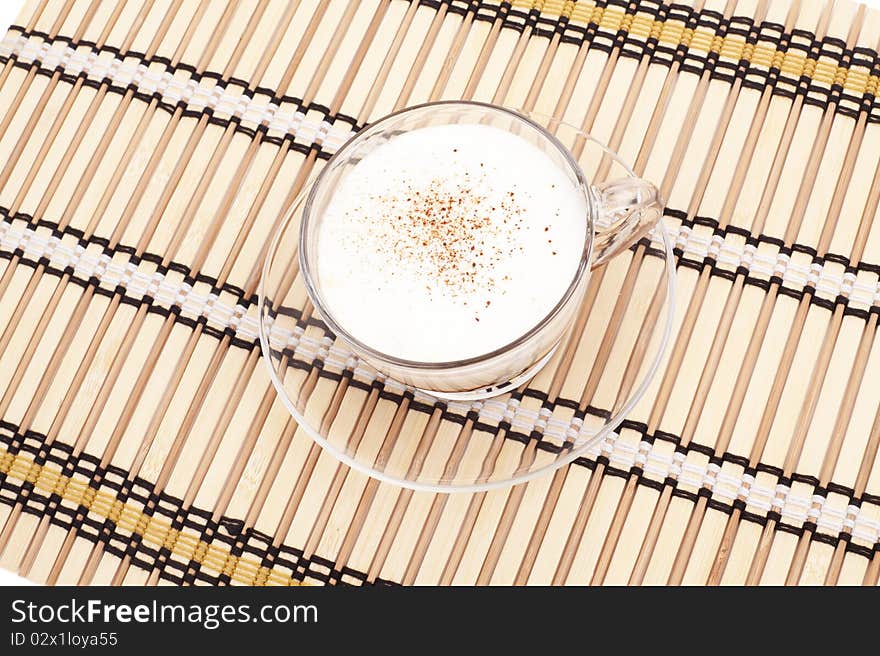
[{"left": 591, "top": 177, "right": 664, "bottom": 268}]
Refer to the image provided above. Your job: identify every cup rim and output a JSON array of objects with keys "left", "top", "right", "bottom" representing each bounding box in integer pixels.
[{"left": 298, "top": 100, "right": 597, "bottom": 371}]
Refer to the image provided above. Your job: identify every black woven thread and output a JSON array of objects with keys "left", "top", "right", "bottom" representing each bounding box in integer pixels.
[
  {"left": 1, "top": 412, "right": 878, "bottom": 585},
  {"left": 1, "top": 205, "right": 877, "bottom": 484},
  {"left": 0, "top": 425, "right": 400, "bottom": 586},
  {"left": 2, "top": 200, "right": 876, "bottom": 359},
  {"left": 3, "top": 1, "right": 880, "bottom": 580},
  {"left": 2, "top": 0, "right": 879, "bottom": 146}
]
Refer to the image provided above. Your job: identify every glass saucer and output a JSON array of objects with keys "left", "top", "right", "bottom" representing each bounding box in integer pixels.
[{"left": 258, "top": 113, "right": 676, "bottom": 492}]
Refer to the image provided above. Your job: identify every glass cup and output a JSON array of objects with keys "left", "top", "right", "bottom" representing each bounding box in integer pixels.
[{"left": 298, "top": 101, "right": 663, "bottom": 400}]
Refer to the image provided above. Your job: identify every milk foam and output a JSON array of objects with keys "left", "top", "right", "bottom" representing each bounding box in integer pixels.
[{"left": 315, "top": 123, "right": 588, "bottom": 362}]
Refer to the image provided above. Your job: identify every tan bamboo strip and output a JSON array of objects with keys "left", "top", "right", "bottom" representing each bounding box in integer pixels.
[
  {"left": 778, "top": 110, "right": 880, "bottom": 584},
  {"left": 317, "top": 0, "right": 620, "bottom": 586},
  {"left": 395, "top": 2, "right": 447, "bottom": 108},
  {"left": 0, "top": 0, "right": 207, "bottom": 557},
  {"left": 16, "top": 0, "right": 259, "bottom": 576},
  {"left": 357, "top": 0, "right": 422, "bottom": 123},
  {"left": 818, "top": 314, "right": 877, "bottom": 584},
  {"left": 0, "top": 0, "right": 74, "bottom": 166},
  {"left": 218, "top": 1, "right": 427, "bottom": 586},
  {"left": 0, "top": 0, "right": 48, "bottom": 92},
  {"left": 285, "top": 1, "right": 491, "bottom": 585},
  {"left": 626, "top": 1, "right": 842, "bottom": 585},
  {"left": 0, "top": 0, "right": 156, "bottom": 368},
  {"left": 857, "top": 394, "right": 880, "bottom": 584},
  {"left": 92, "top": 1, "right": 365, "bottom": 586},
  {"left": 671, "top": 7, "right": 873, "bottom": 587},
  {"left": 0, "top": 0, "right": 238, "bottom": 562},
  {"left": 39, "top": 0, "right": 333, "bottom": 585},
  {"left": 436, "top": 0, "right": 697, "bottom": 586},
  {"left": 132, "top": 3, "right": 400, "bottom": 582},
  {"left": 0, "top": 0, "right": 129, "bottom": 209},
  {"left": 536, "top": 0, "right": 733, "bottom": 586},
  {"left": 489, "top": 2, "right": 537, "bottom": 105},
  {"left": 820, "top": 169, "right": 880, "bottom": 584},
  {"left": 430, "top": 2, "right": 478, "bottom": 99},
  {"left": 0, "top": 0, "right": 204, "bottom": 424},
  {"left": 752, "top": 151, "right": 875, "bottom": 583},
  {"left": 702, "top": 131, "right": 851, "bottom": 579},
  {"left": 37, "top": 2, "right": 305, "bottom": 584},
  {"left": 460, "top": 2, "right": 507, "bottom": 101},
  {"left": 0, "top": 0, "right": 103, "bottom": 193}
]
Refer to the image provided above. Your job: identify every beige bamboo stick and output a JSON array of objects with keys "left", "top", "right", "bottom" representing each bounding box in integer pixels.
[
  {"left": 673, "top": 7, "right": 873, "bottom": 586},
  {"left": 0, "top": 0, "right": 156, "bottom": 364},
  {"left": 288, "top": 0, "right": 505, "bottom": 586},
  {"left": 271, "top": 0, "right": 483, "bottom": 586},
  {"left": 0, "top": 0, "right": 238, "bottom": 561},
  {"left": 439, "top": 5, "right": 640, "bottom": 586},
  {"left": 625, "top": 0, "right": 843, "bottom": 585},
  {"left": 714, "top": 112, "right": 877, "bottom": 585},
  {"left": 0, "top": 0, "right": 74, "bottom": 162},
  {"left": 25, "top": 29, "right": 271, "bottom": 577},
  {"left": 25, "top": 0, "right": 310, "bottom": 585},
  {"left": 435, "top": 0, "right": 704, "bottom": 586},
  {"left": 0, "top": 0, "right": 49, "bottom": 92},
  {"left": 87, "top": 0, "right": 351, "bottom": 586},
  {"left": 0, "top": 0, "right": 105, "bottom": 194},
  {"left": 0, "top": 0, "right": 204, "bottom": 425}
]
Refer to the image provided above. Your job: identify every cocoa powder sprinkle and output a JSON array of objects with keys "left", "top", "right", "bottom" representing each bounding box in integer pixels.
[{"left": 342, "top": 172, "right": 528, "bottom": 302}]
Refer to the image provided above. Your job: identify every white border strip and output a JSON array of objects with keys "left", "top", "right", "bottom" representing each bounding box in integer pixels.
[
  {"left": 2, "top": 217, "right": 879, "bottom": 546},
  {"left": 0, "top": 32, "right": 354, "bottom": 150},
  {"left": 2, "top": 31, "right": 878, "bottom": 543},
  {"left": 1, "top": 32, "right": 876, "bottom": 306}
]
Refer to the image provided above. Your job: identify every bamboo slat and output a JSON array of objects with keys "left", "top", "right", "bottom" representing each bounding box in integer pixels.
[{"left": 0, "top": 0, "right": 878, "bottom": 586}]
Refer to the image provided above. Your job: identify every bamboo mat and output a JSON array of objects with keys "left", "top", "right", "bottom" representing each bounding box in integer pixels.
[{"left": 0, "top": 0, "right": 878, "bottom": 586}]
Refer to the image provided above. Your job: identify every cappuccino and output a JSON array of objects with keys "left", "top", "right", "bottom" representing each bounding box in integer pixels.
[{"left": 314, "top": 123, "right": 588, "bottom": 363}]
